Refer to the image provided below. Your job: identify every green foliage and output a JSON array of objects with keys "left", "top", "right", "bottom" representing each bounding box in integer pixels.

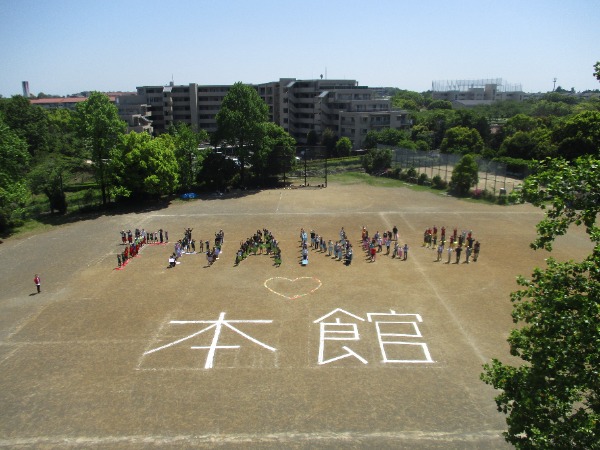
[
  {"left": 197, "top": 151, "right": 238, "bottom": 190},
  {"left": 306, "top": 129, "right": 319, "bottom": 147},
  {"left": 391, "top": 90, "right": 426, "bottom": 110},
  {"left": 0, "top": 118, "right": 31, "bottom": 231},
  {"left": 168, "top": 123, "right": 208, "bottom": 191},
  {"left": 499, "top": 128, "right": 555, "bottom": 160},
  {"left": 482, "top": 155, "right": 600, "bottom": 448},
  {"left": 320, "top": 128, "right": 337, "bottom": 154},
  {"left": 440, "top": 126, "right": 484, "bottom": 154},
  {"left": 552, "top": 110, "right": 600, "bottom": 160},
  {"left": 335, "top": 137, "right": 352, "bottom": 157},
  {"left": 0, "top": 95, "right": 49, "bottom": 156},
  {"left": 431, "top": 174, "right": 447, "bottom": 189},
  {"left": 215, "top": 82, "right": 269, "bottom": 185},
  {"left": 361, "top": 148, "right": 392, "bottom": 174},
  {"left": 251, "top": 122, "right": 296, "bottom": 184},
  {"left": 74, "top": 92, "right": 126, "bottom": 205},
  {"left": 427, "top": 100, "right": 452, "bottom": 110},
  {"left": 594, "top": 61, "right": 600, "bottom": 82},
  {"left": 110, "top": 132, "right": 179, "bottom": 198},
  {"left": 449, "top": 154, "right": 478, "bottom": 195},
  {"left": 28, "top": 154, "right": 69, "bottom": 214}
]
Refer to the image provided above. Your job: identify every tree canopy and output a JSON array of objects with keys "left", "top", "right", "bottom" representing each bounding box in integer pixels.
[
  {"left": 440, "top": 126, "right": 484, "bottom": 154},
  {"left": 0, "top": 117, "right": 31, "bottom": 231},
  {"left": 449, "top": 154, "right": 478, "bottom": 195},
  {"left": 215, "top": 82, "right": 269, "bottom": 185},
  {"left": 482, "top": 156, "right": 600, "bottom": 448},
  {"left": 74, "top": 92, "right": 126, "bottom": 205}
]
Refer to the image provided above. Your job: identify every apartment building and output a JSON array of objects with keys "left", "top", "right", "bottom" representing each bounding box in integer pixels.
[
  {"left": 257, "top": 78, "right": 411, "bottom": 148},
  {"left": 137, "top": 78, "right": 412, "bottom": 148}
]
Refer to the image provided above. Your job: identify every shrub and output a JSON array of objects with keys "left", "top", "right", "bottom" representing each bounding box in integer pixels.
[
  {"left": 431, "top": 175, "right": 448, "bottom": 190},
  {"left": 418, "top": 173, "right": 428, "bottom": 185}
]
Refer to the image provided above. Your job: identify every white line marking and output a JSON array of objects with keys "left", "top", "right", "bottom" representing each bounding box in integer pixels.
[{"left": 0, "top": 430, "right": 508, "bottom": 446}]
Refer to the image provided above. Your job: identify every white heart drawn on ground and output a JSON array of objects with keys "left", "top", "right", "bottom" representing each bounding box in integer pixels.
[{"left": 264, "top": 277, "right": 322, "bottom": 300}]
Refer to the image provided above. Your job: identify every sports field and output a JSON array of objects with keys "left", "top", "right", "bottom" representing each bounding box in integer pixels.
[{"left": 0, "top": 181, "right": 591, "bottom": 449}]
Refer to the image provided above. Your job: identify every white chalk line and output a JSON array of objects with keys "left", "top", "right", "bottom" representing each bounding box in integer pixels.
[
  {"left": 384, "top": 212, "right": 489, "bottom": 363},
  {"left": 0, "top": 430, "right": 506, "bottom": 446},
  {"left": 151, "top": 210, "right": 539, "bottom": 217}
]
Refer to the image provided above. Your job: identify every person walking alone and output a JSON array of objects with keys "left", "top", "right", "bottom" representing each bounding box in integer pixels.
[{"left": 34, "top": 274, "right": 41, "bottom": 293}]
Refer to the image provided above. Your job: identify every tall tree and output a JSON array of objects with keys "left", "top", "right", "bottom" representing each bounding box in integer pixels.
[
  {"left": 28, "top": 154, "right": 69, "bottom": 214},
  {"left": 0, "top": 117, "right": 30, "bottom": 231},
  {"left": 0, "top": 95, "right": 49, "bottom": 156},
  {"left": 215, "top": 82, "right": 268, "bottom": 185},
  {"left": 168, "top": 123, "right": 208, "bottom": 192},
  {"left": 251, "top": 122, "right": 296, "bottom": 184},
  {"left": 74, "top": 92, "right": 126, "bottom": 205},
  {"left": 335, "top": 137, "right": 353, "bottom": 157},
  {"left": 594, "top": 61, "right": 600, "bottom": 82},
  {"left": 449, "top": 154, "right": 478, "bottom": 195},
  {"left": 482, "top": 156, "right": 600, "bottom": 448}
]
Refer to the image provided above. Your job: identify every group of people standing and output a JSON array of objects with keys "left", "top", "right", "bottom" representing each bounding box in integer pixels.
[
  {"left": 361, "top": 226, "right": 409, "bottom": 262},
  {"left": 235, "top": 228, "right": 281, "bottom": 266},
  {"left": 422, "top": 226, "right": 481, "bottom": 264},
  {"left": 117, "top": 228, "right": 169, "bottom": 269},
  {"left": 300, "top": 227, "right": 353, "bottom": 266}
]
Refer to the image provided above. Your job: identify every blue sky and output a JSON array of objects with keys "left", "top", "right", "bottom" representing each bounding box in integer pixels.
[{"left": 1, "top": 0, "right": 598, "bottom": 97}]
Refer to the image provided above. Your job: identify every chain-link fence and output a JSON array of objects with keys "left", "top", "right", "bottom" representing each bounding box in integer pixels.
[{"left": 389, "top": 146, "right": 530, "bottom": 195}]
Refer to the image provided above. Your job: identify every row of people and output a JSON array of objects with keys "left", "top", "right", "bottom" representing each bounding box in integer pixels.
[
  {"left": 120, "top": 228, "right": 168, "bottom": 246},
  {"left": 301, "top": 227, "right": 353, "bottom": 265}
]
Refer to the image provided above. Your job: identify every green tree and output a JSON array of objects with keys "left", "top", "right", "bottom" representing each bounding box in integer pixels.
[
  {"left": 335, "top": 137, "right": 353, "bottom": 157},
  {"left": 427, "top": 100, "right": 452, "bottom": 110},
  {"left": 0, "top": 118, "right": 30, "bottom": 231},
  {"left": 504, "top": 113, "right": 540, "bottom": 136},
  {"left": 28, "top": 154, "right": 69, "bottom": 214},
  {"left": 251, "top": 122, "right": 296, "bottom": 184},
  {"left": 552, "top": 110, "right": 600, "bottom": 160},
  {"left": 449, "top": 154, "right": 478, "bottom": 195},
  {"left": 499, "top": 128, "right": 555, "bottom": 160},
  {"left": 481, "top": 156, "right": 600, "bottom": 449},
  {"left": 364, "top": 130, "right": 379, "bottom": 149},
  {"left": 306, "top": 129, "right": 319, "bottom": 147},
  {"left": 168, "top": 123, "right": 208, "bottom": 191},
  {"left": 321, "top": 128, "right": 337, "bottom": 156},
  {"left": 215, "top": 82, "right": 268, "bottom": 185},
  {"left": 74, "top": 92, "right": 126, "bottom": 205},
  {"left": 440, "top": 126, "right": 484, "bottom": 154},
  {"left": 361, "top": 147, "right": 392, "bottom": 174},
  {"left": 197, "top": 151, "right": 238, "bottom": 190},
  {"left": 391, "top": 90, "right": 426, "bottom": 110},
  {"left": 594, "top": 61, "right": 600, "bottom": 82},
  {"left": 0, "top": 95, "right": 49, "bottom": 156},
  {"left": 110, "top": 132, "right": 179, "bottom": 199}
]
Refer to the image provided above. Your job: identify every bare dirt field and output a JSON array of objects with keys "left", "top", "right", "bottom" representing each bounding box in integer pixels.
[{"left": 0, "top": 182, "right": 591, "bottom": 449}]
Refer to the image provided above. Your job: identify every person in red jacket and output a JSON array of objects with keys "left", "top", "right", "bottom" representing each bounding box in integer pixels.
[{"left": 34, "top": 274, "right": 41, "bottom": 293}]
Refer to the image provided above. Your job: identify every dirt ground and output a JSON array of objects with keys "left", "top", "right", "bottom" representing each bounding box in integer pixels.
[{"left": 0, "top": 182, "right": 592, "bottom": 449}]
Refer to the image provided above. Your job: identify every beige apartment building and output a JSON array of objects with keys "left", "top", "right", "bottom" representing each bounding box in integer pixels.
[{"left": 136, "top": 78, "right": 411, "bottom": 149}]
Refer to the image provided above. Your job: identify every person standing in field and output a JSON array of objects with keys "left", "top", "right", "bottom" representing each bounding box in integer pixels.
[{"left": 34, "top": 274, "right": 41, "bottom": 293}]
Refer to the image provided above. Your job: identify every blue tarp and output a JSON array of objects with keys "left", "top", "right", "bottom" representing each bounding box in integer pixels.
[{"left": 180, "top": 192, "right": 198, "bottom": 200}]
